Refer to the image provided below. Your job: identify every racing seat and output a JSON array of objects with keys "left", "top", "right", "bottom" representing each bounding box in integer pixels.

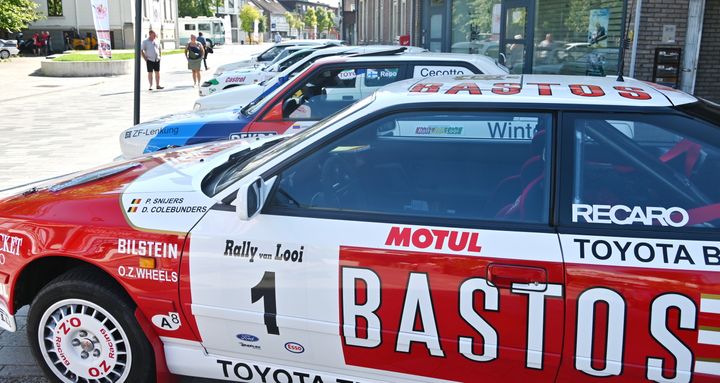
[
  {"left": 489, "top": 129, "right": 546, "bottom": 220},
  {"left": 310, "top": 155, "right": 366, "bottom": 210}
]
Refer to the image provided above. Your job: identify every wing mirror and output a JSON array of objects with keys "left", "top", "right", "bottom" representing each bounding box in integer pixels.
[{"left": 234, "top": 176, "right": 266, "bottom": 220}]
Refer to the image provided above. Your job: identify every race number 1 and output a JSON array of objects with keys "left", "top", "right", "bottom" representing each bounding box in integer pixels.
[{"left": 251, "top": 271, "right": 280, "bottom": 335}]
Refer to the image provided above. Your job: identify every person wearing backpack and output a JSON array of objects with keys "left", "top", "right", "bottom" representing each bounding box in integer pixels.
[{"left": 185, "top": 34, "right": 205, "bottom": 87}]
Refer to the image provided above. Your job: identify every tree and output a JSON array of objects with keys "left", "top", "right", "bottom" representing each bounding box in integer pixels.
[
  {"left": 239, "top": 4, "right": 261, "bottom": 42},
  {"left": 315, "top": 7, "right": 328, "bottom": 33},
  {"left": 285, "top": 11, "right": 304, "bottom": 37},
  {"left": 0, "top": 0, "right": 43, "bottom": 33},
  {"left": 178, "top": 0, "right": 224, "bottom": 17},
  {"left": 304, "top": 7, "right": 317, "bottom": 31}
]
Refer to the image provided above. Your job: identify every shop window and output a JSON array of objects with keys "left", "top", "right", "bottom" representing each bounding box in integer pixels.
[
  {"left": 48, "top": 0, "right": 63, "bottom": 16},
  {"left": 532, "top": 0, "right": 624, "bottom": 75},
  {"left": 451, "top": 0, "right": 501, "bottom": 60}
]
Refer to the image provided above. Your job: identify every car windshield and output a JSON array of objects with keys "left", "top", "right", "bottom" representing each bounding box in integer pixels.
[{"left": 215, "top": 95, "right": 376, "bottom": 195}]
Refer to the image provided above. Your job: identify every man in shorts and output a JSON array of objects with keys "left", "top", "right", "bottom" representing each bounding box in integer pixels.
[{"left": 141, "top": 30, "right": 163, "bottom": 90}]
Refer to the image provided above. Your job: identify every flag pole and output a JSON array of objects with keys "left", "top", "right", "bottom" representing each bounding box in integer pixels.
[{"left": 133, "top": 0, "right": 142, "bottom": 125}]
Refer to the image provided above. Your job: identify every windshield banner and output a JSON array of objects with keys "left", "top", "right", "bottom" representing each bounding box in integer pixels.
[{"left": 90, "top": 0, "right": 112, "bottom": 59}]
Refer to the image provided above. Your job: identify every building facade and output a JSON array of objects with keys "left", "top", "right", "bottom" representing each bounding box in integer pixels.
[
  {"left": 346, "top": 0, "right": 719, "bottom": 101},
  {"left": 215, "top": 0, "right": 244, "bottom": 43},
  {"left": 26, "top": 0, "right": 179, "bottom": 50}
]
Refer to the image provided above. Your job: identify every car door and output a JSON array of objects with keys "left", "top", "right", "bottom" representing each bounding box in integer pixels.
[
  {"left": 244, "top": 64, "right": 407, "bottom": 137},
  {"left": 186, "top": 107, "right": 565, "bottom": 383},
  {"left": 555, "top": 109, "right": 720, "bottom": 382}
]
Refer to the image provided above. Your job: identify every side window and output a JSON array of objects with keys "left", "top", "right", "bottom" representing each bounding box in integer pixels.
[
  {"left": 184, "top": 24, "right": 196, "bottom": 31},
  {"left": 198, "top": 23, "right": 211, "bottom": 32},
  {"left": 268, "top": 111, "right": 553, "bottom": 223},
  {"left": 563, "top": 112, "right": 720, "bottom": 230},
  {"left": 281, "top": 67, "right": 400, "bottom": 121}
]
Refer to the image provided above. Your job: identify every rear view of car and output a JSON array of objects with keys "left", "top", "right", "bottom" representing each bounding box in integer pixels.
[{"left": 0, "top": 40, "right": 19, "bottom": 59}]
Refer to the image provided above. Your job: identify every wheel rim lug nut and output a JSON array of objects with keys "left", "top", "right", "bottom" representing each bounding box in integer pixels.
[
  {"left": 79, "top": 330, "right": 87, "bottom": 337},
  {"left": 93, "top": 349, "right": 100, "bottom": 357},
  {"left": 71, "top": 339, "right": 80, "bottom": 346},
  {"left": 81, "top": 351, "right": 89, "bottom": 359}
]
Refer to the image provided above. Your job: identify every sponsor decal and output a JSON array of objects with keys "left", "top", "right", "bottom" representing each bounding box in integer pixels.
[
  {"left": 224, "top": 240, "right": 304, "bottom": 263},
  {"left": 151, "top": 312, "right": 181, "bottom": 331},
  {"left": 0, "top": 233, "right": 22, "bottom": 257},
  {"left": 229, "top": 131, "right": 277, "bottom": 140},
  {"left": 409, "top": 81, "right": 653, "bottom": 101},
  {"left": 414, "top": 126, "right": 463, "bottom": 136},
  {"left": 572, "top": 204, "right": 689, "bottom": 227},
  {"left": 340, "top": 246, "right": 720, "bottom": 381},
  {"left": 124, "top": 126, "right": 179, "bottom": 139},
  {"left": 394, "top": 118, "right": 539, "bottom": 140},
  {"left": 385, "top": 226, "right": 481, "bottom": 254},
  {"left": 216, "top": 360, "right": 361, "bottom": 382},
  {"left": 415, "top": 66, "right": 472, "bottom": 78},
  {"left": 567, "top": 237, "right": 720, "bottom": 270},
  {"left": 337, "top": 69, "right": 357, "bottom": 80},
  {"left": 117, "top": 238, "right": 178, "bottom": 258},
  {"left": 124, "top": 197, "right": 209, "bottom": 215},
  {"left": 236, "top": 333, "right": 259, "bottom": 342},
  {"left": 284, "top": 342, "right": 304, "bottom": 354},
  {"left": 366, "top": 68, "right": 398, "bottom": 80},
  {"left": 117, "top": 265, "right": 178, "bottom": 282},
  {"left": 0, "top": 306, "right": 11, "bottom": 328},
  {"left": 226, "top": 76, "right": 247, "bottom": 83},
  {"left": 236, "top": 333, "right": 261, "bottom": 350}
]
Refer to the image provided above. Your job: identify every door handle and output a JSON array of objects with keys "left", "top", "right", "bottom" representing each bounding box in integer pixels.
[{"left": 487, "top": 263, "right": 547, "bottom": 290}]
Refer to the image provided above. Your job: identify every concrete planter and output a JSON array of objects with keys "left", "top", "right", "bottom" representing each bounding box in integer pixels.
[{"left": 40, "top": 59, "right": 132, "bottom": 77}]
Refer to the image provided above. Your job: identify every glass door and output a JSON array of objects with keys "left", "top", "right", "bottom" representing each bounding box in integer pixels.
[
  {"left": 424, "top": 0, "right": 447, "bottom": 52},
  {"left": 500, "top": 0, "right": 535, "bottom": 74}
]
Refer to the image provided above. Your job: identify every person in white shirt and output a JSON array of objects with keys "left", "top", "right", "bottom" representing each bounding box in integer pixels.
[{"left": 141, "top": 30, "right": 163, "bottom": 90}]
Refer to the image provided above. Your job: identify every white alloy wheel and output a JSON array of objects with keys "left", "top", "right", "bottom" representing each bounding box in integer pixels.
[{"left": 37, "top": 298, "right": 132, "bottom": 383}]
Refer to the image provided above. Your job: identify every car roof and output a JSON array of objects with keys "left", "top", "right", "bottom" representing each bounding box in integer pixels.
[
  {"left": 310, "top": 53, "right": 506, "bottom": 73},
  {"left": 372, "top": 74, "right": 697, "bottom": 107},
  {"left": 275, "top": 39, "right": 342, "bottom": 47}
]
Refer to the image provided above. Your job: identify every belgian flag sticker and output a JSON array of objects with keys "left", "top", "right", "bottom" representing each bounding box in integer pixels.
[{"left": 127, "top": 198, "right": 142, "bottom": 213}]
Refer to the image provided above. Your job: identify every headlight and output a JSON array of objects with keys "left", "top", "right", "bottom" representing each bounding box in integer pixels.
[
  {"left": 201, "top": 81, "right": 212, "bottom": 87},
  {"left": 193, "top": 103, "right": 201, "bottom": 111}
]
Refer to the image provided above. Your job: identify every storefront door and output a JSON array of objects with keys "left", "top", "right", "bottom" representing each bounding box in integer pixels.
[
  {"left": 500, "top": 0, "right": 535, "bottom": 73},
  {"left": 423, "top": 0, "right": 448, "bottom": 52}
]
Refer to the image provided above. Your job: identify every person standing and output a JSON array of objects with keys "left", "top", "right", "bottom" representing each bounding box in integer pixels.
[
  {"left": 274, "top": 32, "right": 281, "bottom": 43},
  {"left": 196, "top": 32, "right": 209, "bottom": 70},
  {"left": 141, "top": 30, "right": 163, "bottom": 90},
  {"left": 32, "top": 32, "right": 40, "bottom": 56},
  {"left": 43, "top": 31, "right": 52, "bottom": 55},
  {"left": 64, "top": 32, "right": 72, "bottom": 51},
  {"left": 185, "top": 34, "right": 205, "bottom": 87}
]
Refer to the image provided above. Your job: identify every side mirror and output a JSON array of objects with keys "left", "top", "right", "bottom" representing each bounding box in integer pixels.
[{"left": 234, "top": 177, "right": 266, "bottom": 220}]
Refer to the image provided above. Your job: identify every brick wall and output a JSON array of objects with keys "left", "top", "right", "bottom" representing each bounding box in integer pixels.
[
  {"left": 627, "top": 0, "right": 689, "bottom": 83},
  {"left": 694, "top": 0, "right": 720, "bottom": 102}
]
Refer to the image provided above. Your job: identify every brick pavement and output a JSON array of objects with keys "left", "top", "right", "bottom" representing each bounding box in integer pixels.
[{"left": 0, "top": 43, "right": 268, "bottom": 382}]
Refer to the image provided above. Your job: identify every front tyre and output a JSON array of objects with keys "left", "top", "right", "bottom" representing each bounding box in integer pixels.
[{"left": 27, "top": 268, "right": 155, "bottom": 383}]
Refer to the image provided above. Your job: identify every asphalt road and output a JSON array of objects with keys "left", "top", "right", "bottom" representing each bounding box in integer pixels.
[{"left": 0, "top": 42, "right": 269, "bottom": 382}]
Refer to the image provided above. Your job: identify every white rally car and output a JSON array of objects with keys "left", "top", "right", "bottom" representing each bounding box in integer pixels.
[
  {"left": 214, "top": 39, "right": 344, "bottom": 76},
  {"left": 3, "top": 75, "right": 720, "bottom": 383},
  {"left": 199, "top": 46, "right": 328, "bottom": 97}
]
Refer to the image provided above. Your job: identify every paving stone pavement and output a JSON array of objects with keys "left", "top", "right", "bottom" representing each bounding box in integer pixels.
[{"left": 0, "top": 43, "right": 269, "bottom": 382}]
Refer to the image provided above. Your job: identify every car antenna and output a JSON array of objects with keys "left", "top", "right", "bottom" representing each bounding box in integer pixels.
[{"left": 616, "top": 1, "right": 633, "bottom": 82}]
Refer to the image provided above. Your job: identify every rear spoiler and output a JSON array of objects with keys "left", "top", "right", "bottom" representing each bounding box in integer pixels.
[{"left": 349, "top": 47, "right": 408, "bottom": 57}]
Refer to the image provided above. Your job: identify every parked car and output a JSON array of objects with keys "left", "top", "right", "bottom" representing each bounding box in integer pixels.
[
  {"left": 0, "top": 40, "right": 20, "bottom": 59},
  {"left": 194, "top": 45, "right": 429, "bottom": 111},
  {"left": 199, "top": 46, "right": 329, "bottom": 97},
  {"left": 1, "top": 75, "right": 719, "bottom": 383},
  {"left": 120, "top": 52, "right": 508, "bottom": 158},
  {"left": 214, "top": 39, "right": 344, "bottom": 76}
]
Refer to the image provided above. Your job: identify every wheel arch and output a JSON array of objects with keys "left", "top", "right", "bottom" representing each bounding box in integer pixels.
[{"left": 14, "top": 255, "right": 177, "bottom": 382}]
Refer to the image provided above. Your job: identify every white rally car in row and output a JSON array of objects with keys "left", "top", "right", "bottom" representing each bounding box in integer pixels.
[
  {"left": 214, "top": 39, "right": 344, "bottom": 76},
  {"left": 3, "top": 75, "right": 719, "bottom": 383},
  {"left": 200, "top": 45, "right": 330, "bottom": 97},
  {"left": 193, "top": 45, "right": 434, "bottom": 111}
]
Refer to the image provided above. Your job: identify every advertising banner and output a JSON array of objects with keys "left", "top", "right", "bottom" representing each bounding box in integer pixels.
[
  {"left": 588, "top": 8, "right": 609, "bottom": 47},
  {"left": 91, "top": 0, "right": 112, "bottom": 58}
]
